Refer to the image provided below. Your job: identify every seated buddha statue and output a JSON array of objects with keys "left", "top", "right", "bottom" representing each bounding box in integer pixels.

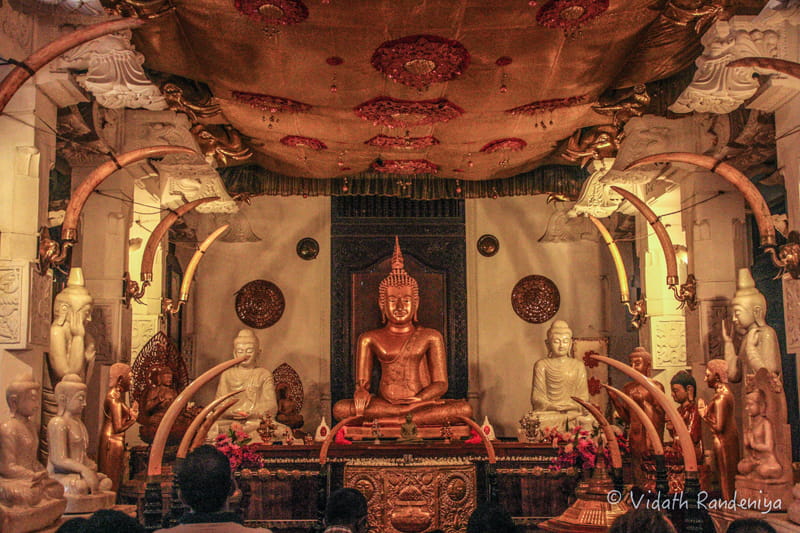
[
  {"left": 215, "top": 329, "right": 291, "bottom": 442},
  {"left": 137, "top": 364, "right": 193, "bottom": 445},
  {"left": 47, "top": 375, "right": 114, "bottom": 513},
  {"left": 333, "top": 237, "right": 472, "bottom": 426},
  {"left": 0, "top": 374, "right": 66, "bottom": 532},
  {"left": 739, "top": 389, "right": 782, "bottom": 480},
  {"left": 528, "top": 319, "right": 594, "bottom": 431}
]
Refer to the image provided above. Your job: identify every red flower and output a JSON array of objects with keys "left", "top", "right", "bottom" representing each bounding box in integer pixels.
[
  {"left": 588, "top": 376, "right": 601, "bottom": 396},
  {"left": 583, "top": 350, "right": 599, "bottom": 368}
]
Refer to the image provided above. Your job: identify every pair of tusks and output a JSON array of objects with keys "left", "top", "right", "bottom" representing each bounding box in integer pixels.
[
  {"left": 176, "top": 389, "right": 243, "bottom": 460},
  {"left": 318, "top": 415, "right": 496, "bottom": 465},
  {"left": 126, "top": 196, "right": 220, "bottom": 304},
  {"left": 163, "top": 223, "right": 230, "bottom": 314},
  {"left": 148, "top": 356, "right": 246, "bottom": 478},
  {"left": 590, "top": 354, "right": 698, "bottom": 473},
  {"left": 0, "top": 18, "right": 145, "bottom": 114},
  {"left": 570, "top": 397, "right": 624, "bottom": 473}
]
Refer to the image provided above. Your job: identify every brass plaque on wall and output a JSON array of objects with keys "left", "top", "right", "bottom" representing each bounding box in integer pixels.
[{"left": 344, "top": 460, "right": 476, "bottom": 533}]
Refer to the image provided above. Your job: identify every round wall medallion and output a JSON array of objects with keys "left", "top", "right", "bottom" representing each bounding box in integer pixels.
[
  {"left": 477, "top": 234, "right": 499, "bottom": 257},
  {"left": 235, "top": 280, "right": 285, "bottom": 328},
  {"left": 511, "top": 275, "right": 560, "bottom": 323},
  {"left": 296, "top": 237, "right": 319, "bottom": 260}
]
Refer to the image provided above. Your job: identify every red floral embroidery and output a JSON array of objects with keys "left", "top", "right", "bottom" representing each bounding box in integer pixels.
[
  {"left": 506, "top": 94, "right": 588, "bottom": 115},
  {"left": 234, "top": 0, "right": 309, "bottom": 25},
  {"left": 480, "top": 138, "right": 527, "bottom": 153},
  {"left": 365, "top": 134, "right": 440, "bottom": 150},
  {"left": 280, "top": 135, "right": 327, "bottom": 150},
  {"left": 233, "top": 91, "right": 312, "bottom": 113},
  {"left": 588, "top": 376, "right": 601, "bottom": 396},
  {"left": 371, "top": 34, "right": 470, "bottom": 90},
  {"left": 371, "top": 159, "right": 439, "bottom": 174},
  {"left": 355, "top": 97, "right": 463, "bottom": 128},
  {"left": 583, "top": 350, "right": 600, "bottom": 368},
  {"left": 536, "top": 0, "right": 609, "bottom": 32}
]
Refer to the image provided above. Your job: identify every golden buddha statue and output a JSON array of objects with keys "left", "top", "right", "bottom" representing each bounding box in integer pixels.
[
  {"left": 699, "top": 359, "right": 739, "bottom": 500},
  {"left": 98, "top": 363, "right": 138, "bottom": 492},
  {"left": 332, "top": 237, "right": 472, "bottom": 426}
]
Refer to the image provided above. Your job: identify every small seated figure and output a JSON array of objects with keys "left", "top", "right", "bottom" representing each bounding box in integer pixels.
[
  {"left": 397, "top": 414, "right": 422, "bottom": 443},
  {"left": 275, "top": 373, "right": 304, "bottom": 432},
  {"left": 47, "top": 374, "right": 114, "bottom": 513},
  {"left": 528, "top": 320, "right": 594, "bottom": 432},
  {"left": 215, "top": 329, "right": 291, "bottom": 442},
  {"left": 0, "top": 374, "right": 66, "bottom": 533},
  {"left": 738, "top": 390, "right": 783, "bottom": 480},
  {"left": 138, "top": 364, "right": 193, "bottom": 445},
  {"left": 332, "top": 237, "right": 472, "bottom": 426}
]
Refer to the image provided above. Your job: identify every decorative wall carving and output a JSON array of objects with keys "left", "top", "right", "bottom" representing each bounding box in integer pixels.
[
  {"left": 153, "top": 160, "right": 238, "bottom": 214},
  {"left": 131, "top": 315, "right": 158, "bottom": 361},
  {"left": 567, "top": 159, "right": 624, "bottom": 218},
  {"left": 539, "top": 201, "right": 599, "bottom": 242},
  {"left": 370, "top": 34, "right": 470, "bottom": 90},
  {"left": 0, "top": 260, "right": 28, "bottom": 349},
  {"left": 0, "top": 2, "right": 34, "bottom": 51},
  {"left": 650, "top": 316, "right": 687, "bottom": 368},
  {"left": 85, "top": 298, "right": 119, "bottom": 363},
  {"left": 703, "top": 298, "right": 729, "bottom": 362},
  {"left": 783, "top": 275, "right": 800, "bottom": 354},
  {"left": 56, "top": 30, "right": 166, "bottom": 110},
  {"left": 29, "top": 265, "right": 52, "bottom": 346},
  {"left": 345, "top": 462, "right": 476, "bottom": 533}
]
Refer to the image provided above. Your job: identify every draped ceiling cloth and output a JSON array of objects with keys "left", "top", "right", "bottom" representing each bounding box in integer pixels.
[{"left": 124, "top": 0, "right": 764, "bottom": 182}]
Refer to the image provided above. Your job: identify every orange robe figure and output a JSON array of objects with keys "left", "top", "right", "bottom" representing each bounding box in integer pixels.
[{"left": 98, "top": 364, "right": 137, "bottom": 492}]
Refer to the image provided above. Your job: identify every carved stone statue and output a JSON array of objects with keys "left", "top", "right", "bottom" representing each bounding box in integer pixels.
[
  {"left": 738, "top": 389, "right": 782, "bottom": 479},
  {"left": 137, "top": 363, "right": 194, "bottom": 445},
  {"left": 699, "top": 359, "right": 739, "bottom": 500},
  {"left": 332, "top": 237, "right": 472, "bottom": 426},
  {"left": 724, "top": 268, "right": 782, "bottom": 382},
  {"left": 215, "top": 329, "right": 289, "bottom": 442},
  {"left": 667, "top": 370, "right": 703, "bottom": 460},
  {"left": 0, "top": 374, "right": 66, "bottom": 533},
  {"left": 98, "top": 363, "right": 138, "bottom": 492},
  {"left": 609, "top": 346, "right": 665, "bottom": 488},
  {"left": 47, "top": 374, "right": 114, "bottom": 513},
  {"left": 48, "top": 267, "right": 95, "bottom": 384},
  {"left": 529, "top": 319, "right": 593, "bottom": 431}
]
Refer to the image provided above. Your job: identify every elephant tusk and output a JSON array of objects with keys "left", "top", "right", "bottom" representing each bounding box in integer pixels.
[
  {"left": 727, "top": 57, "right": 800, "bottom": 80},
  {"left": 177, "top": 224, "right": 230, "bottom": 302},
  {"left": 177, "top": 389, "right": 242, "bottom": 460},
  {"left": 571, "top": 397, "right": 624, "bottom": 472},
  {"left": 589, "top": 215, "right": 630, "bottom": 303},
  {"left": 190, "top": 397, "right": 241, "bottom": 451},
  {"left": 603, "top": 385, "right": 663, "bottom": 456}
]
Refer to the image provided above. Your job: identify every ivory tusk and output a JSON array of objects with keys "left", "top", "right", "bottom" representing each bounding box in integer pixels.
[
  {"left": 611, "top": 186, "right": 679, "bottom": 286},
  {"left": 0, "top": 18, "right": 145, "bottom": 113},
  {"left": 319, "top": 416, "right": 363, "bottom": 465},
  {"left": 177, "top": 389, "right": 242, "bottom": 460},
  {"left": 603, "top": 385, "right": 663, "bottom": 456},
  {"left": 140, "top": 197, "right": 220, "bottom": 283},
  {"left": 727, "top": 57, "right": 800, "bottom": 80},
  {"left": 454, "top": 415, "right": 496, "bottom": 464},
  {"left": 190, "top": 397, "right": 240, "bottom": 451},
  {"left": 624, "top": 152, "right": 775, "bottom": 248},
  {"left": 62, "top": 146, "right": 197, "bottom": 242},
  {"left": 589, "top": 215, "right": 630, "bottom": 303},
  {"left": 148, "top": 356, "right": 246, "bottom": 478},
  {"left": 178, "top": 224, "right": 230, "bottom": 301},
  {"left": 571, "top": 397, "right": 623, "bottom": 471},
  {"left": 591, "top": 354, "right": 697, "bottom": 472}
]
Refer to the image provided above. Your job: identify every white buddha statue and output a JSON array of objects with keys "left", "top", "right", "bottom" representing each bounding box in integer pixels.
[
  {"left": 215, "top": 329, "right": 290, "bottom": 442},
  {"left": 529, "top": 319, "right": 594, "bottom": 431}
]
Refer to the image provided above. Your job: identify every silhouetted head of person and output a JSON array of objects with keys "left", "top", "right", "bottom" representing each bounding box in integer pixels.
[
  {"left": 325, "top": 488, "right": 368, "bottom": 532},
  {"left": 83, "top": 509, "right": 144, "bottom": 533},
  {"left": 466, "top": 503, "right": 518, "bottom": 533},
  {"left": 609, "top": 508, "right": 676, "bottom": 533},
  {"left": 727, "top": 518, "right": 777, "bottom": 533},
  {"left": 176, "top": 444, "right": 233, "bottom": 513},
  {"left": 55, "top": 517, "right": 87, "bottom": 533}
]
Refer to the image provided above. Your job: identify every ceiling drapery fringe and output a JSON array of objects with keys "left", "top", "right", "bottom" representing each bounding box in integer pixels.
[{"left": 220, "top": 165, "right": 588, "bottom": 201}]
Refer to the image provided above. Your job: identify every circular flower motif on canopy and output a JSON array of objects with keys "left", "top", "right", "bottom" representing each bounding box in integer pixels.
[
  {"left": 355, "top": 97, "right": 464, "bottom": 128},
  {"left": 480, "top": 138, "right": 527, "bottom": 153},
  {"left": 511, "top": 275, "right": 560, "bottom": 324},
  {"left": 280, "top": 135, "right": 327, "bottom": 150},
  {"left": 371, "top": 34, "right": 470, "bottom": 90},
  {"left": 371, "top": 159, "right": 439, "bottom": 175},
  {"left": 234, "top": 0, "right": 309, "bottom": 25},
  {"left": 535, "top": 0, "right": 609, "bottom": 32},
  {"left": 506, "top": 94, "right": 588, "bottom": 115},
  {"left": 233, "top": 91, "right": 312, "bottom": 113},
  {"left": 365, "top": 134, "right": 440, "bottom": 150}
]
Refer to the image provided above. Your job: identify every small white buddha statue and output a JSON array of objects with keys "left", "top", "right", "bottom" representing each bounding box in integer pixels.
[
  {"left": 529, "top": 319, "right": 594, "bottom": 431},
  {"left": 215, "top": 329, "right": 290, "bottom": 441},
  {"left": 47, "top": 374, "right": 114, "bottom": 513}
]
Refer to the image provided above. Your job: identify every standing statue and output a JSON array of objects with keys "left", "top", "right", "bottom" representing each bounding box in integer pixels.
[
  {"left": 215, "top": 329, "right": 289, "bottom": 441},
  {"left": 332, "top": 237, "right": 472, "bottom": 426},
  {"left": 738, "top": 389, "right": 782, "bottom": 479},
  {"left": 667, "top": 370, "right": 703, "bottom": 460},
  {"left": 48, "top": 268, "right": 95, "bottom": 384},
  {"left": 529, "top": 319, "right": 593, "bottom": 431},
  {"left": 699, "top": 359, "right": 739, "bottom": 500},
  {"left": 98, "top": 363, "right": 138, "bottom": 492},
  {"left": 609, "top": 347, "right": 665, "bottom": 487},
  {"left": 47, "top": 374, "right": 114, "bottom": 513},
  {"left": 0, "top": 374, "right": 66, "bottom": 533}
]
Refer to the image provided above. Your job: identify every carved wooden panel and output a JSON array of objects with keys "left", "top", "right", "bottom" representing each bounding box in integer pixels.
[
  {"left": 702, "top": 298, "right": 729, "bottom": 363},
  {"left": 331, "top": 197, "right": 467, "bottom": 408},
  {"left": 650, "top": 316, "right": 686, "bottom": 368},
  {"left": 85, "top": 298, "right": 120, "bottom": 363},
  {"left": 783, "top": 275, "right": 800, "bottom": 354},
  {"left": 131, "top": 315, "right": 158, "bottom": 361},
  {"left": 0, "top": 260, "right": 29, "bottom": 349},
  {"left": 345, "top": 461, "right": 476, "bottom": 533},
  {"left": 28, "top": 265, "right": 51, "bottom": 346}
]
